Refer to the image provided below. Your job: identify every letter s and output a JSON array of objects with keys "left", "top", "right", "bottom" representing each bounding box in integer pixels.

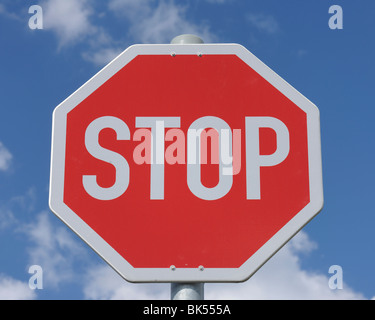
[{"left": 83, "top": 116, "right": 130, "bottom": 200}]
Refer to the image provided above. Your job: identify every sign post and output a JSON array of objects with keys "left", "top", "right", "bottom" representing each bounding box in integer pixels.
[
  {"left": 170, "top": 34, "right": 205, "bottom": 301},
  {"left": 171, "top": 282, "right": 204, "bottom": 300},
  {"left": 49, "top": 34, "right": 323, "bottom": 299}
]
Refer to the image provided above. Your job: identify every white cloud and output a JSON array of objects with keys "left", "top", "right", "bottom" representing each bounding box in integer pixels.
[
  {"left": 108, "top": 0, "right": 153, "bottom": 20},
  {"left": 41, "top": 0, "right": 95, "bottom": 47},
  {"left": 288, "top": 229, "right": 317, "bottom": 253},
  {"left": 82, "top": 47, "right": 123, "bottom": 66},
  {"left": 296, "top": 49, "right": 308, "bottom": 58},
  {"left": 11, "top": 207, "right": 371, "bottom": 300},
  {"left": 140, "top": 2, "right": 211, "bottom": 43},
  {"left": 205, "top": 0, "right": 228, "bottom": 3},
  {"left": 18, "top": 210, "right": 169, "bottom": 298},
  {"left": 21, "top": 211, "right": 87, "bottom": 289},
  {"left": 10, "top": 187, "right": 37, "bottom": 213},
  {"left": 83, "top": 264, "right": 169, "bottom": 300},
  {"left": 247, "top": 13, "right": 280, "bottom": 34},
  {"left": 206, "top": 232, "right": 366, "bottom": 300},
  {"left": 81, "top": 231, "right": 368, "bottom": 300},
  {"left": 0, "top": 142, "right": 12, "bottom": 172},
  {"left": 21, "top": 0, "right": 215, "bottom": 65},
  {"left": 0, "top": 274, "right": 36, "bottom": 300},
  {"left": 0, "top": 3, "right": 22, "bottom": 21},
  {"left": 40, "top": 0, "right": 119, "bottom": 65},
  {"left": 0, "top": 206, "right": 16, "bottom": 230},
  {"left": 1, "top": 188, "right": 369, "bottom": 299},
  {"left": 0, "top": 187, "right": 37, "bottom": 231},
  {"left": 108, "top": 0, "right": 215, "bottom": 44}
]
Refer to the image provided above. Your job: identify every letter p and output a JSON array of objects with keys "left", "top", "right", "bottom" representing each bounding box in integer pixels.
[{"left": 245, "top": 117, "right": 289, "bottom": 200}]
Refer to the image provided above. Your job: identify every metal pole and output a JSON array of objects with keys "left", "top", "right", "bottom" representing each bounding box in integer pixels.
[
  {"left": 171, "top": 283, "right": 204, "bottom": 300},
  {"left": 170, "top": 34, "right": 204, "bottom": 44},
  {"left": 169, "top": 34, "right": 205, "bottom": 300}
]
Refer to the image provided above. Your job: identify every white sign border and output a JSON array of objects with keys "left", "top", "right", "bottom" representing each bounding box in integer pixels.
[{"left": 49, "top": 43, "right": 324, "bottom": 283}]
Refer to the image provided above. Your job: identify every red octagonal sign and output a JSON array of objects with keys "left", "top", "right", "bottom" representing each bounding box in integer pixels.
[{"left": 49, "top": 44, "right": 323, "bottom": 282}]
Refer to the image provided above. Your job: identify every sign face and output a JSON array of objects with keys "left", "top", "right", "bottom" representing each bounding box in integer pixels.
[{"left": 49, "top": 44, "right": 323, "bottom": 282}]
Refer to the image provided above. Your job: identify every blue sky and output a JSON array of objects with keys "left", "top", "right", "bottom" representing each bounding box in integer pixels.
[{"left": 0, "top": 0, "right": 374, "bottom": 300}]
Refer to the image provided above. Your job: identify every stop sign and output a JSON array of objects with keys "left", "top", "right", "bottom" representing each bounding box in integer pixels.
[{"left": 49, "top": 43, "right": 323, "bottom": 282}]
